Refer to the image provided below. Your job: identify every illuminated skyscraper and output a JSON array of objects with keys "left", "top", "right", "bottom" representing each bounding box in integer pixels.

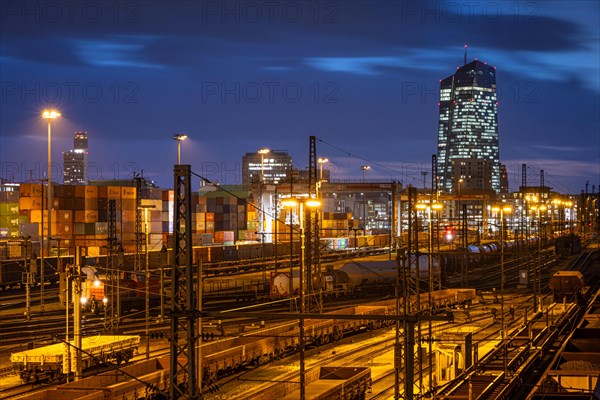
[
  {"left": 437, "top": 60, "right": 499, "bottom": 193},
  {"left": 63, "top": 132, "right": 88, "bottom": 185}
]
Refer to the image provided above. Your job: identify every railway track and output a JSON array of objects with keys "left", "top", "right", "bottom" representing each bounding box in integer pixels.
[
  {"left": 206, "top": 297, "right": 503, "bottom": 399},
  {"left": 434, "top": 299, "right": 585, "bottom": 399}
]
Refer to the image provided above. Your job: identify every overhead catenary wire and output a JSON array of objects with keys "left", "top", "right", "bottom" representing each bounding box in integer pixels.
[{"left": 315, "top": 137, "right": 423, "bottom": 184}]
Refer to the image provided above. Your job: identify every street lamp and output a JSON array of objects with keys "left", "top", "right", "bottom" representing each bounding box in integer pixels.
[
  {"left": 258, "top": 148, "right": 270, "bottom": 182},
  {"left": 41, "top": 109, "right": 60, "bottom": 312},
  {"left": 491, "top": 204, "right": 512, "bottom": 375},
  {"left": 173, "top": 134, "right": 187, "bottom": 164},
  {"left": 317, "top": 158, "right": 329, "bottom": 198},
  {"left": 138, "top": 204, "right": 156, "bottom": 360},
  {"left": 280, "top": 197, "right": 321, "bottom": 400},
  {"left": 361, "top": 166, "right": 370, "bottom": 234},
  {"left": 317, "top": 158, "right": 329, "bottom": 182},
  {"left": 530, "top": 203, "right": 547, "bottom": 312},
  {"left": 361, "top": 165, "right": 370, "bottom": 181},
  {"left": 415, "top": 201, "right": 443, "bottom": 393}
]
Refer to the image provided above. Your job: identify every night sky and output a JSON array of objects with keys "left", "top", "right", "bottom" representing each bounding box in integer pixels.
[{"left": 1, "top": 1, "right": 598, "bottom": 193}]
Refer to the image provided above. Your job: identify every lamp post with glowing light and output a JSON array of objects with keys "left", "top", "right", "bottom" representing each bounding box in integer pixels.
[
  {"left": 258, "top": 148, "right": 270, "bottom": 182},
  {"left": 530, "top": 203, "right": 547, "bottom": 312},
  {"left": 173, "top": 134, "right": 187, "bottom": 164},
  {"left": 415, "top": 201, "right": 443, "bottom": 393},
  {"left": 317, "top": 157, "right": 328, "bottom": 198},
  {"left": 361, "top": 166, "right": 370, "bottom": 234},
  {"left": 281, "top": 197, "right": 321, "bottom": 400},
  {"left": 491, "top": 204, "right": 512, "bottom": 375},
  {"left": 42, "top": 109, "right": 61, "bottom": 312}
]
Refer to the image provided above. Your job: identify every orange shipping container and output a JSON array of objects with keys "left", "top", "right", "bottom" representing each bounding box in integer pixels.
[
  {"left": 84, "top": 186, "right": 98, "bottom": 198},
  {"left": 38, "top": 225, "right": 56, "bottom": 237},
  {"left": 108, "top": 186, "right": 121, "bottom": 199},
  {"left": 75, "top": 186, "right": 86, "bottom": 197},
  {"left": 19, "top": 197, "right": 31, "bottom": 210},
  {"left": 121, "top": 211, "right": 136, "bottom": 223},
  {"left": 30, "top": 210, "right": 57, "bottom": 223},
  {"left": 58, "top": 210, "right": 72, "bottom": 223},
  {"left": 206, "top": 213, "right": 214, "bottom": 222},
  {"left": 214, "top": 231, "right": 234, "bottom": 243},
  {"left": 121, "top": 187, "right": 136, "bottom": 199},
  {"left": 84, "top": 198, "right": 98, "bottom": 209},
  {"left": 19, "top": 197, "right": 43, "bottom": 210},
  {"left": 121, "top": 199, "right": 136, "bottom": 210},
  {"left": 74, "top": 210, "right": 98, "bottom": 223},
  {"left": 19, "top": 183, "right": 43, "bottom": 197},
  {"left": 56, "top": 223, "right": 73, "bottom": 234}
]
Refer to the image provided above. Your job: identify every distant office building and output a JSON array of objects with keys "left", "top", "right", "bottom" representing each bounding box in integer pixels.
[
  {"left": 63, "top": 131, "right": 88, "bottom": 185},
  {"left": 437, "top": 59, "right": 500, "bottom": 193},
  {"left": 499, "top": 164, "right": 509, "bottom": 193},
  {"left": 242, "top": 150, "right": 292, "bottom": 184},
  {"left": 450, "top": 158, "right": 493, "bottom": 192}
]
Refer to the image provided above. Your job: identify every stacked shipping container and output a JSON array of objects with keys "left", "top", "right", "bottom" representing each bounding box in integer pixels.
[{"left": 0, "top": 190, "right": 20, "bottom": 238}]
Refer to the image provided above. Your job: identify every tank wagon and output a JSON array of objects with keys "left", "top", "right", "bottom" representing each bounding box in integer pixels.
[{"left": 10, "top": 335, "right": 140, "bottom": 383}]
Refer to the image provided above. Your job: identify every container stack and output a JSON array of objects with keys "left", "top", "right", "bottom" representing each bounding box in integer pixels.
[
  {"left": 19, "top": 183, "right": 52, "bottom": 237},
  {"left": 192, "top": 191, "right": 251, "bottom": 245},
  {"left": 2, "top": 182, "right": 263, "bottom": 254},
  {"left": 320, "top": 212, "right": 353, "bottom": 238},
  {"left": 0, "top": 190, "right": 20, "bottom": 238}
]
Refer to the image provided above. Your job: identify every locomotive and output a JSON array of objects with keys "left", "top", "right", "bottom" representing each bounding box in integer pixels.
[{"left": 70, "top": 266, "right": 162, "bottom": 314}]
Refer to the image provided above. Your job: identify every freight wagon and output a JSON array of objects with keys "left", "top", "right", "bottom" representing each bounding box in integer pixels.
[
  {"left": 10, "top": 335, "right": 140, "bottom": 383},
  {"left": 549, "top": 271, "right": 590, "bottom": 304},
  {"left": 281, "top": 366, "right": 371, "bottom": 400},
  {"left": 199, "top": 288, "right": 475, "bottom": 386}
]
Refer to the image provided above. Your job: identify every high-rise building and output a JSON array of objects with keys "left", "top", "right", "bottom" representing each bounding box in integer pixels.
[
  {"left": 437, "top": 59, "right": 499, "bottom": 193},
  {"left": 242, "top": 150, "right": 292, "bottom": 185},
  {"left": 499, "top": 164, "right": 509, "bottom": 193},
  {"left": 63, "top": 131, "right": 88, "bottom": 185}
]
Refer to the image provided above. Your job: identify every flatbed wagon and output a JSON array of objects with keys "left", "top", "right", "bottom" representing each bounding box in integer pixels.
[{"left": 10, "top": 335, "right": 140, "bottom": 383}]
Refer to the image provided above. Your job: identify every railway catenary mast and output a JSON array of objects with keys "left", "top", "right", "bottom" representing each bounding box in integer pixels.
[
  {"left": 105, "top": 199, "right": 117, "bottom": 332},
  {"left": 134, "top": 175, "right": 143, "bottom": 272},
  {"left": 170, "top": 164, "right": 200, "bottom": 399},
  {"left": 306, "top": 136, "right": 322, "bottom": 313},
  {"left": 402, "top": 185, "right": 423, "bottom": 398}
]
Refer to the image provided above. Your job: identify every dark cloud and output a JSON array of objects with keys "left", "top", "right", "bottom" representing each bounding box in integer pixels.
[{"left": 0, "top": 0, "right": 597, "bottom": 191}]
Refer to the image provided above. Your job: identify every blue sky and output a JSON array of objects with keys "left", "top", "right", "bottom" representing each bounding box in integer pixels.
[{"left": 0, "top": 0, "right": 598, "bottom": 193}]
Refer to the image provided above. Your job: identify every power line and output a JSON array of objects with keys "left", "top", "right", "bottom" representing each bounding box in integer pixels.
[{"left": 316, "top": 137, "right": 423, "bottom": 184}]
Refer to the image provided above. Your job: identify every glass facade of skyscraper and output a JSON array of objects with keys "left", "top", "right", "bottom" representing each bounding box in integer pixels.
[{"left": 437, "top": 60, "right": 500, "bottom": 193}]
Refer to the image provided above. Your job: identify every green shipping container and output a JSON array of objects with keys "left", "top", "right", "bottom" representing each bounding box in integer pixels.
[{"left": 0, "top": 203, "right": 19, "bottom": 216}]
